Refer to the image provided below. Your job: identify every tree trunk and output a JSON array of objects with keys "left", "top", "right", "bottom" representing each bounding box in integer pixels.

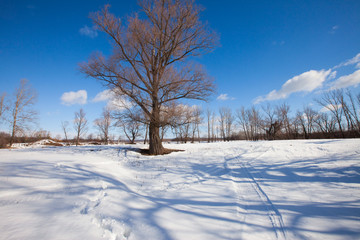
[
  {"left": 148, "top": 102, "right": 165, "bottom": 155},
  {"left": 149, "top": 121, "right": 164, "bottom": 155},
  {"left": 10, "top": 120, "right": 16, "bottom": 147}
]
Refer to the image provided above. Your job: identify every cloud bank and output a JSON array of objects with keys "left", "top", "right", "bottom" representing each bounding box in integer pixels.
[
  {"left": 255, "top": 69, "right": 331, "bottom": 104},
  {"left": 254, "top": 52, "right": 360, "bottom": 104}
]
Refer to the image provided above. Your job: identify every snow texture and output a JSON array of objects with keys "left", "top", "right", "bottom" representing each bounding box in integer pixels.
[{"left": 1, "top": 139, "right": 360, "bottom": 240}]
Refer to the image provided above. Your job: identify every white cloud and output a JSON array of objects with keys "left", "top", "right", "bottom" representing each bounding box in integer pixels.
[
  {"left": 333, "top": 53, "right": 360, "bottom": 69},
  {"left": 107, "top": 96, "right": 134, "bottom": 111},
  {"left": 61, "top": 90, "right": 87, "bottom": 105},
  {"left": 79, "top": 25, "right": 98, "bottom": 38},
  {"left": 255, "top": 69, "right": 331, "bottom": 104},
  {"left": 217, "top": 93, "right": 235, "bottom": 101},
  {"left": 92, "top": 89, "right": 134, "bottom": 111},
  {"left": 331, "top": 69, "right": 360, "bottom": 89},
  {"left": 92, "top": 89, "right": 113, "bottom": 102}
]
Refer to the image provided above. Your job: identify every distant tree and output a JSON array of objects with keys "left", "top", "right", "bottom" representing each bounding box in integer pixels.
[
  {"left": 32, "top": 129, "right": 51, "bottom": 140},
  {"left": 236, "top": 106, "right": 261, "bottom": 141},
  {"left": 316, "top": 90, "right": 345, "bottom": 137},
  {"left": 236, "top": 106, "right": 250, "bottom": 140},
  {"left": 74, "top": 108, "right": 88, "bottom": 146},
  {"left": 191, "top": 106, "right": 202, "bottom": 143},
  {"left": 345, "top": 90, "right": 360, "bottom": 134},
  {"left": 262, "top": 103, "right": 279, "bottom": 140},
  {"left": 218, "top": 108, "right": 226, "bottom": 141},
  {"left": 206, "top": 108, "right": 212, "bottom": 142},
  {"left": 61, "top": 121, "right": 70, "bottom": 145},
  {"left": 211, "top": 111, "right": 217, "bottom": 141},
  {"left": 296, "top": 107, "right": 316, "bottom": 139},
  {"left": 314, "top": 112, "right": 336, "bottom": 136},
  {"left": 0, "top": 132, "right": 11, "bottom": 148},
  {"left": 80, "top": 0, "right": 217, "bottom": 154},
  {"left": 9, "top": 79, "right": 38, "bottom": 147},
  {"left": 115, "top": 110, "right": 143, "bottom": 144},
  {"left": 0, "top": 93, "right": 7, "bottom": 122},
  {"left": 219, "top": 107, "right": 233, "bottom": 141},
  {"left": 170, "top": 105, "right": 193, "bottom": 143},
  {"left": 94, "top": 108, "right": 112, "bottom": 144},
  {"left": 276, "top": 103, "right": 292, "bottom": 139}
]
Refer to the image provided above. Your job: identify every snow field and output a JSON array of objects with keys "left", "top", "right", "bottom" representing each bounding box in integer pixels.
[{"left": 0, "top": 139, "right": 359, "bottom": 239}]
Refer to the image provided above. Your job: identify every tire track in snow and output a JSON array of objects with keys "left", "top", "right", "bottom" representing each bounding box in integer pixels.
[
  {"left": 225, "top": 147, "right": 287, "bottom": 240},
  {"left": 240, "top": 161, "right": 287, "bottom": 240}
]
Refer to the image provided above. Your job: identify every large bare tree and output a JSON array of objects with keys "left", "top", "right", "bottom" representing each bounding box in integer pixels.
[
  {"left": 80, "top": 0, "right": 217, "bottom": 154},
  {"left": 9, "top": 79, "right": 38, "bottom": 147}
]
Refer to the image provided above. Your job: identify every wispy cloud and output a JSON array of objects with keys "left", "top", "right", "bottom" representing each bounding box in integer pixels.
[
  {"left": 61, "top": 90, "right": 87, "bottom": 105},
  {"left": 329, "top": 25, "right": 339, "bottom": 34},
  {"left": 333, "top": 53, "right": 360, "bottom": 69},
  {"left": 254, "top": 69, "right": 331, "bottom": 104},
  {"left": 79, "top": 25, "right": 98, "bottom": 38},
  {"left": 217, "top": 93, "right": 235, "bottom": 101},
  {"left": 272, "top": 40, "right": 285, "bottom": 46},
  {"left": 331, "top": 69, "right": 360, "bottom": 89}
]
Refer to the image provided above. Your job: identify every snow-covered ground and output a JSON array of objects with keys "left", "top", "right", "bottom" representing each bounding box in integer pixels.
[{"left": 1, "top": 139, "right": 359, "bottom": 240}]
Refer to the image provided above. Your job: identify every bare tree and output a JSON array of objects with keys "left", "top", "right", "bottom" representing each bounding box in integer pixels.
[
  {"left": 276, "top": 103, "right": 292, "bottom": 139},
  {"left": 236, "top": 106, "right": 250, "bottom": 140},
  {"left": 316, "top": 90, "right": 345, "bottom": 137},
  {"left": 0, "top": 93, "right": 7, "bottom": 122},
  {"left": 94, "top": 108, "right": 112, "bottom": 144},
  {"left": 61, "top": 121, "right": 70, "bottom": 145},
  {"left": 191, "top": 106, "right": 202, "bottom": 143},
  {"left": 80, "top": 0, "right": 217, "bottom": 154},
  {"left": 115, "top": 110, "right": 143, "bottom": 144},
  {"left": 206, "top": 108, "right": 212, "bottom": 142},
  {"left": 170, "top": 104, "right": 193, "bottom": 143},
  {"left": 211, "top": 111, "right": 216, "bottom": 141},
  {"left": 303, "top": 106, "right": 317, "bottom": 138},
  {"left": 314, "top": 112, "right": 336, "bottom": 136},
  {"left": 9, "top": 79, "right": 38, "bottom": 147},
  {"left": 262, "top": 103, "right": 280, "bottom": 140},
  {"left": 74, "top": 108, "right": 88, "bottom": 146},
  {"left": 219, "top": 107, "right": 233, "bottom": 141},
  {"left": 345, "top": 90, "right": 360, "bottom": 134},
  {"left": 296, "top": 106, "right": 317, "bottom": 139},
  {"left": 218, "top": 108, "right": 226, "bottom": 141},
  {"left": 236, "top": 106, "right": 261, "bottom": 141}
]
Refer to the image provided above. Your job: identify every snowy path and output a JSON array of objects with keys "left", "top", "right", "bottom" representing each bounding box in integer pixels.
[
  {"left": 226, "top": 150, "right": 287, "bottom": 240},
  {"left": 1, "top": 140, "right": 360, "bottom": 239}
]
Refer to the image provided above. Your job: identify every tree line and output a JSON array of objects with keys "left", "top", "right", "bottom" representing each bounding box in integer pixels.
[
  {"left": 61, "top": 88, "right": 360, "bottom": 145},
  {"left": 211, "top": 89, "right": 360, "bottom": 142}
]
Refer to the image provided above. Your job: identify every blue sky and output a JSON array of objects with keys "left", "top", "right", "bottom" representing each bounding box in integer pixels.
[{"left": 1, "top": 0, "right": 360, "bottom": 138}]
